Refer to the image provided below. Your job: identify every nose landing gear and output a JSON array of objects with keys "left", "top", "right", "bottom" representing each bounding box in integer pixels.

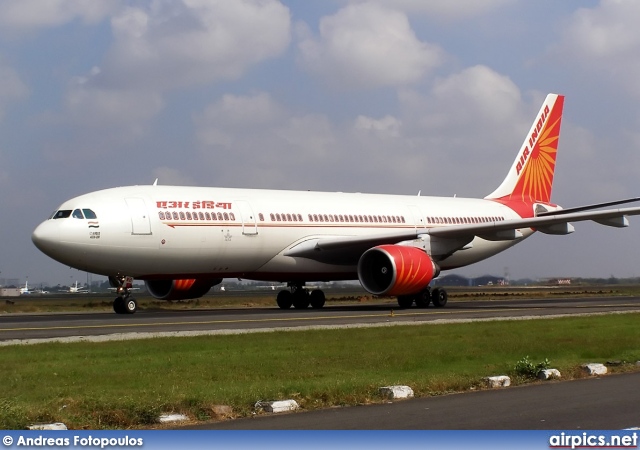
[{"left": 109, "top": 276, "right": 138, "bottom": 314}]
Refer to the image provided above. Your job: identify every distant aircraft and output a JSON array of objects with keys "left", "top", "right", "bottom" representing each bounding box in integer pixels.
[
  {"left": 19, "top": 281, "right": 31, "bottom": 295},
  {"left": 32, "top": 94, "right": 640, "bottom": 314},
  {"left": 59, "top": 281, "right": 89, "bottom": 294}
]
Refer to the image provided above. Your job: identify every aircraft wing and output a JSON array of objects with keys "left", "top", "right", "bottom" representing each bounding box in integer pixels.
[
  {"left": 284, "top": 231, "right": 422, "bottom": 265},
  {"left": 284, "top": 204, "right": 640, "bottom": 265},
  {"left": 427, "top": 205, "right": 640, "bottom": 241}
]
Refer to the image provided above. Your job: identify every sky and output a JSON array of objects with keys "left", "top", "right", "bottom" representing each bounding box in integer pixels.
[{"left": 2, "top": 0, "right": 640, "bottom": 286}]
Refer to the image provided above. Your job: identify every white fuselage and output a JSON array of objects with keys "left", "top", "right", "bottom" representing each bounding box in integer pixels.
[{"left": 32, "top": 185, "right": 533, "bottom": 282}]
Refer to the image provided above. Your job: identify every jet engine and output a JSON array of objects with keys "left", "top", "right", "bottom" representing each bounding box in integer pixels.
[
  {"left": 357, "top": 245, "right": 439, "bottom": 296},
  {"left": 145, "top": 278, "right": 222, "bottom": 300}
]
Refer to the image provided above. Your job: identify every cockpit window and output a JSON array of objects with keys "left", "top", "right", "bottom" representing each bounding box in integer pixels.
[
  {"left": 50, "top": 208, "right": 98, "bottom": 220},
  {"left": 52, "top": 210, "right": 72, "bottom": 219},
  {"left": 83, "top": 209, "right": 97, "bottom": 219}
]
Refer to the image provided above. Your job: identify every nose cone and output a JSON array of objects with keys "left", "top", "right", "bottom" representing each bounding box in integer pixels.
[{"left": 32, "top": 220, "right": 60, "bottom": 258}]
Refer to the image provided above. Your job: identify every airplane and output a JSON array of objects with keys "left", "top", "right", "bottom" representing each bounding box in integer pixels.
[
  {"left": 19, "top": 280, "right": 31, "bottom": 295},
  {"left": 31, "top": 93, "right": 640, "bottom": 314},
  {"left": 59, "top": 281, "right": 89, "bottom": 294}
]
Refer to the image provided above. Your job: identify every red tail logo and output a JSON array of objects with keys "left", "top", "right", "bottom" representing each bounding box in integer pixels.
[{"left": 486, "top": 94, "right": 564, "bottom": 209}]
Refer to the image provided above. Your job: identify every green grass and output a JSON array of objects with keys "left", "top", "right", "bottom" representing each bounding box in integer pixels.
[{"left": 1, "top": 313, "right": 640, "bottom": 429}]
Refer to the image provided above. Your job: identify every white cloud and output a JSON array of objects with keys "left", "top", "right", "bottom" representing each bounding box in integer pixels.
[
  {"left": 0, "top": 0, "right": 118, "bottom": 32},
  {"left": 194, "top": 92, "right": 284, "bottom": 148},
  {"left": 0, "top": 59, "right": 29, "bottom": 120},
  {"left": 152, "top": 167, "right": 195, "bottom": 186},
  {"left": 351, "top": 0, "right": 516, "bottom": 20},
  {"left": 65, "top": 84, "right": 164, "bottom": 131},
  {"left": 298, "top": 3, "right": 443, "bottom": 89},
  {"left": 556, "top": 0, "right": 640, "bottom": 97},
  {"left": 276, "top": 114, "right": 335, "bottom": 160},
  {"left": 102, "top": 0, "right": 291, "bottom": 90},
  {"left": 354, "top": 115, "right": 402, "bottom": 138},
  {"left": 59, "top": 0, "right": 291, "bottom": 135},
  {"left": 431, "top": 65, "right": 522, "bottom": 127},
  {"left": 194, "top": 93, "right": 340, "bottom": 189}
]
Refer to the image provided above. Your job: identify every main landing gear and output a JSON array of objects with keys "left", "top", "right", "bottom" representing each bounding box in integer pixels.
[
  {"left": 276, "top": 282, "right": 326, "bottom": 310},
  {"left": 109, "top": 276, "right": 138, "bottom": 314},
  {"left": 397, "top": 287, "right": 448, "bottom": 309}
]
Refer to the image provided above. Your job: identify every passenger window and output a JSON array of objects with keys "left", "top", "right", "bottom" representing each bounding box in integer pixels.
[
  {"left": 206, "top": 212, "right": 212, "bottom": 220},
  {"left": 72, "top": 209, "right": 84, "bottom": 219},
  {"left": 159, "top": 212, "right": 165, "bottom": 220}
]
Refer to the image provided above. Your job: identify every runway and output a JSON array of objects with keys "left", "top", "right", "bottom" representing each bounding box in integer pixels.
[{"left": 1, "top": 295, "right": 640, "bottom": 343}]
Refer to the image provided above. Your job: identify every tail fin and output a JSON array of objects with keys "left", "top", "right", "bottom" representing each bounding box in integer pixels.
[{"left": 485, "top": 93, "right": 564, "bottom": 204}]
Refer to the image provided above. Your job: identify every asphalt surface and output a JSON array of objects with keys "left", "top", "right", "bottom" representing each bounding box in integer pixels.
[
  {"left": 187, "top": 372, "right": 640, "bottom": 430},
  {"left": 1, "top": 295, "right": 640, "bottom": 343}
]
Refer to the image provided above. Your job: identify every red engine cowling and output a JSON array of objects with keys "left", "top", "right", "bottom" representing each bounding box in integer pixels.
[
  {"left": 357, "top": 245, "right": 439, "bottom": 296},
  {"left": 145, "top": 278, "right": 222, "bottom": 300}
]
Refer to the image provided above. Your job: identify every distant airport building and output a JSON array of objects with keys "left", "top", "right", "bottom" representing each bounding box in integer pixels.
[{"left": 0, "top": 287, "right": 20, "bottom": 296}]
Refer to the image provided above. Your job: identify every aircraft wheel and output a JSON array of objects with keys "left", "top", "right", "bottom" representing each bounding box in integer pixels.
[
  {"left": 113, "top": 296, "right": 126, "bottom": 314},
  {"left": 292, "top": 290, "right": 310, "bottom": 309},
  {"left": 276, "top": 290, "right": 293, "bottom": 309},
  {"left": 309, "top": 289, "right": 326, "bottom": 309},
  {"left": 124, "top": 297, "right": 138, "bottom": 314},
  {"left": 397, "top": 295, "right": 414, "bottom": 309},
  {"left": 431, "top": 288, "right": 448, "bottom": 307},
  {"left": 414, "top": 290, "right": 431, "bottom": 308}
]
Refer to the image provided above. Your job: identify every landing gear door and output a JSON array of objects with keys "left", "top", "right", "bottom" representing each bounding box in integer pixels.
[
  {"left": 235, "top": 200, "right": 258, "bottom": 235},
  {"left": 125, "top": 198, "right": 152, "bottom": 235}
]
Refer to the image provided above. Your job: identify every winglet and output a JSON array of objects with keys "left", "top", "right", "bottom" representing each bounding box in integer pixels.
[{"left": 485, "top": 94, "right": 564, "bottom": 204}]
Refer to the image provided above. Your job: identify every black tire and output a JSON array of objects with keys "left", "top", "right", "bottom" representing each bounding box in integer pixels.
[
  {"left": 431, "top": 288, "right": 448, "bottom": 307},
  {"left": 414, "top": 290, "right": 431, "bottom": 308},
  {"left": 276, "top": 290, "right": 293, "bottom": 309},
  {"left": 113, "top": 296, "right": 125, "bottom": 314},
  {"left": 292, "top": 289, "right": 310, "bottom": 309},
  {"left": 309, "top": 289, "right": 326, "bottom": 309},
  {"left": 397, "top": 295, "right": 414, "bottom": 308}
]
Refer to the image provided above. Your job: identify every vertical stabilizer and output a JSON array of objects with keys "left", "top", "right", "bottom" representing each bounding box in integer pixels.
[{"left": 485, "top": 94, "right": 564, "bottom": 204}]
